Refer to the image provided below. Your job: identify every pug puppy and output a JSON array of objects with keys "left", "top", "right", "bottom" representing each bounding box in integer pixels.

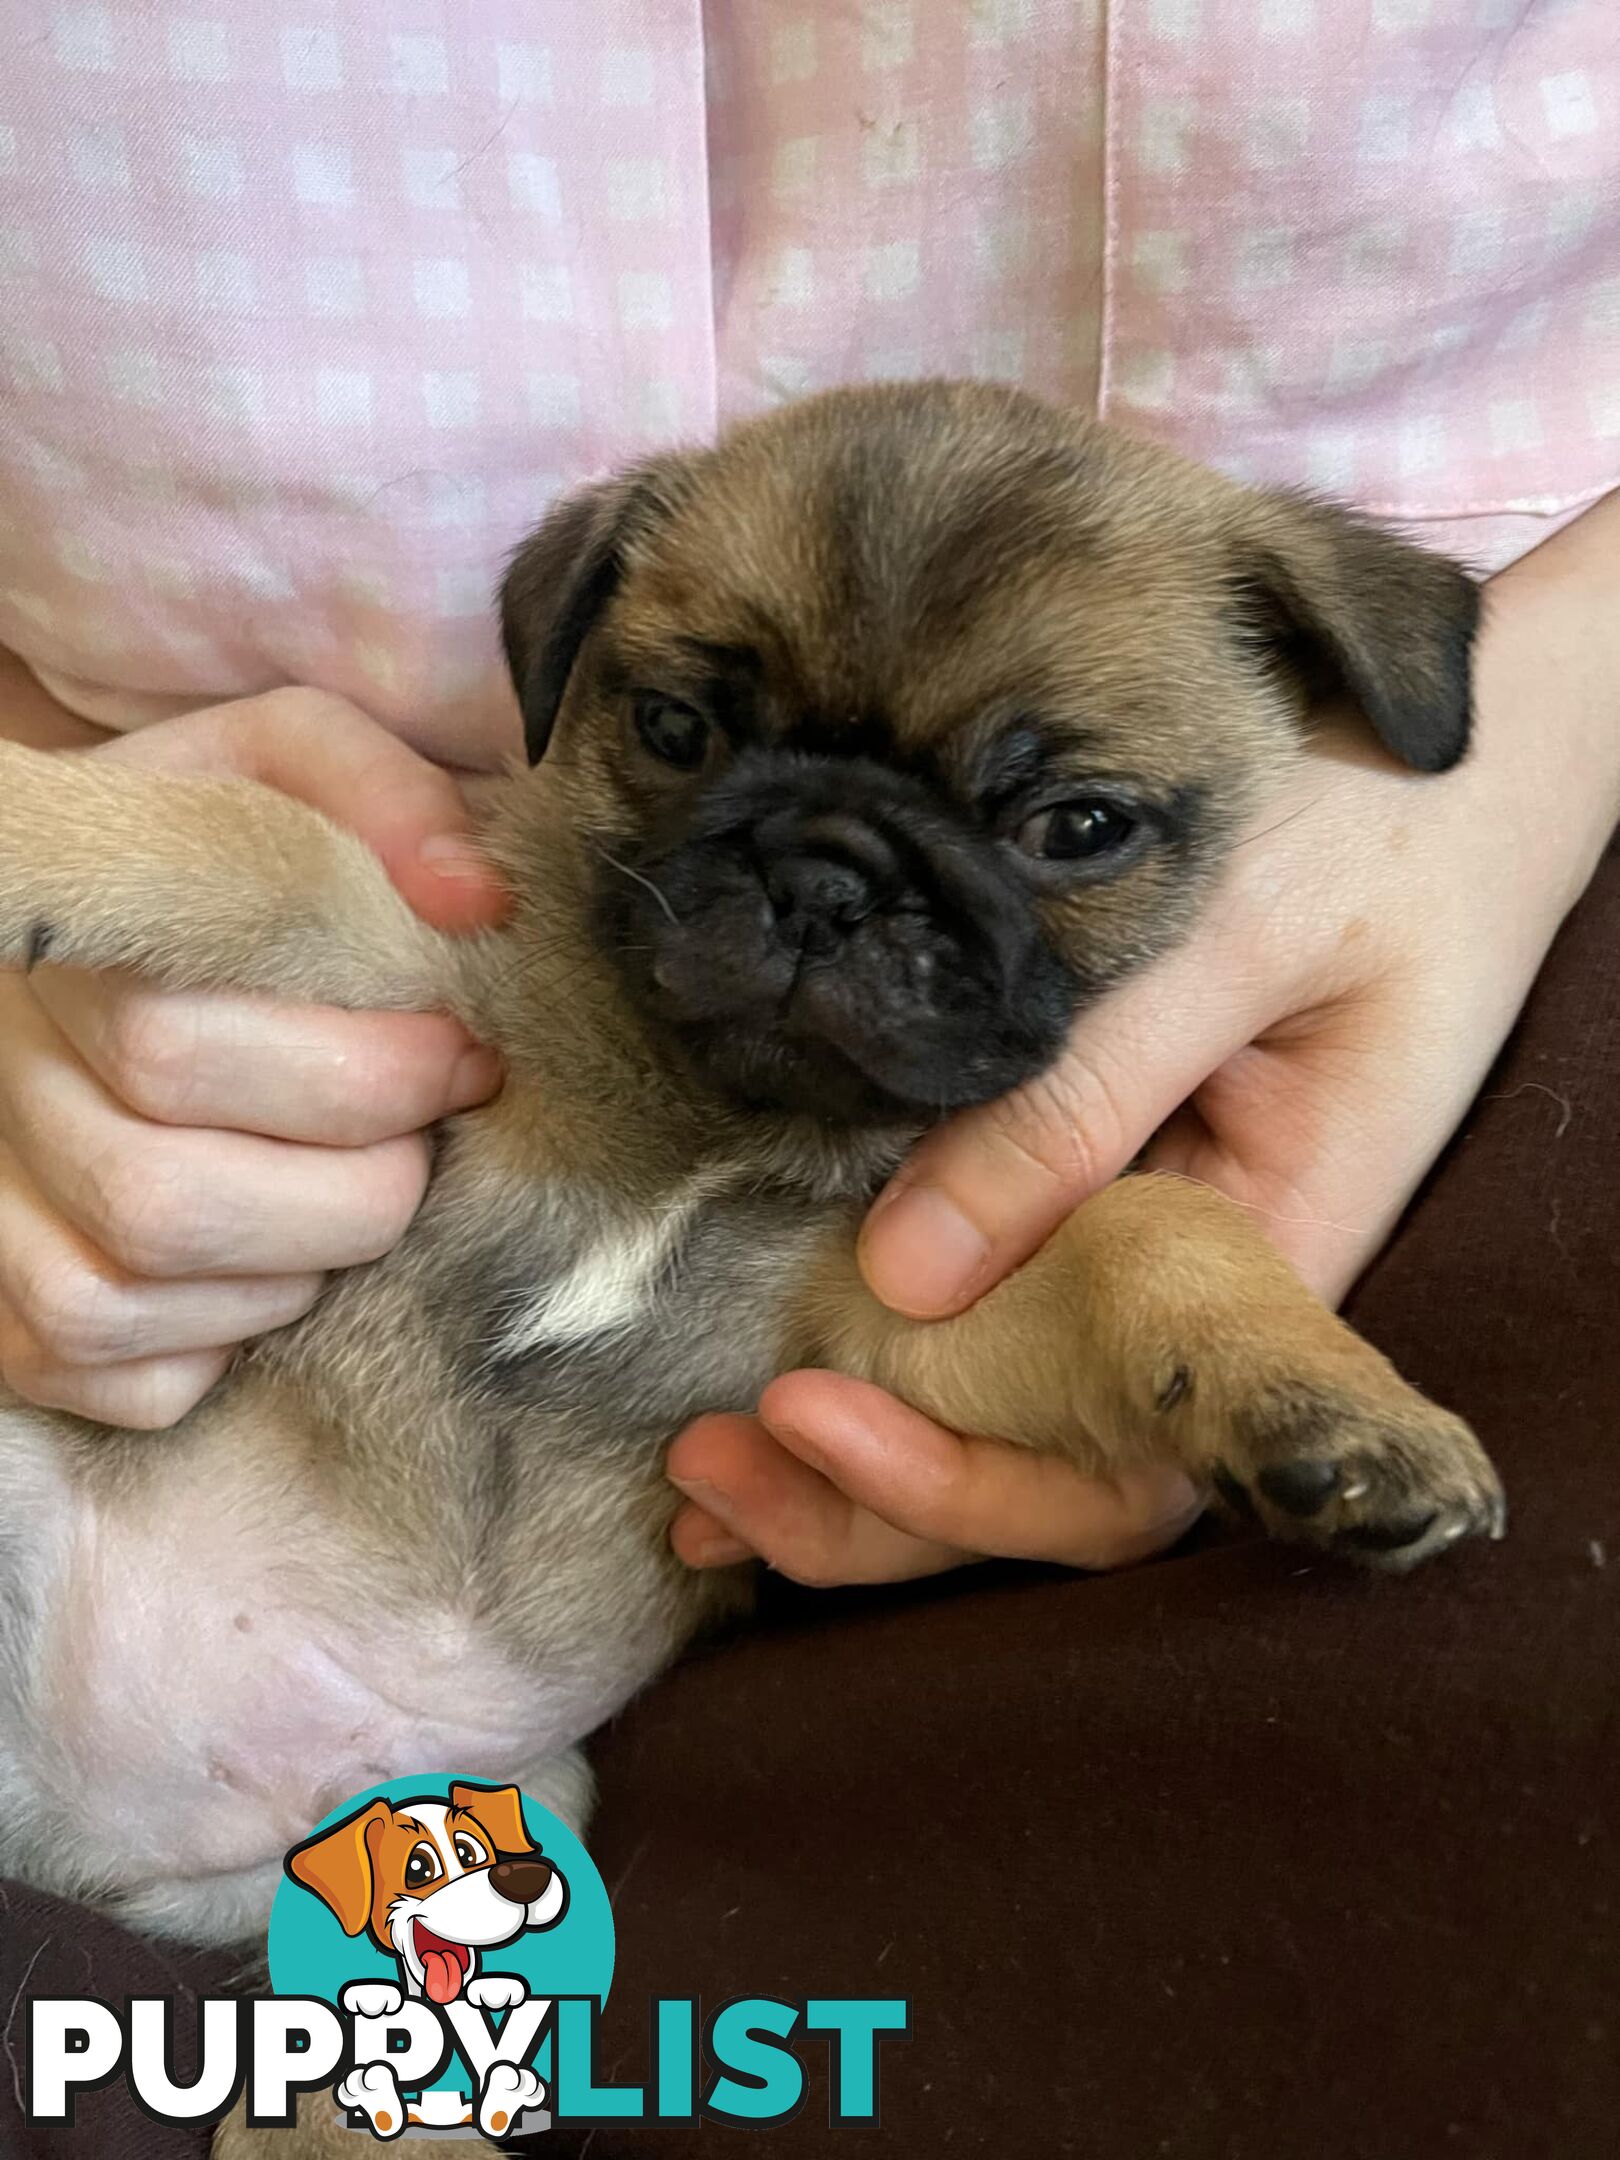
[{"left": 0, "top": 383, "right": 1501, "bottom": 2019}]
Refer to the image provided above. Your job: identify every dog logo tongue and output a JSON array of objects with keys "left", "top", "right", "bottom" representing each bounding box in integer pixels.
[{"left": 414, "top": 1922, "right": 470, "bottom": 2005}]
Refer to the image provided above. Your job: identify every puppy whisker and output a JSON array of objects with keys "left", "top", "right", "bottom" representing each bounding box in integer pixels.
[{"left": 595, "top": 845, "right": 679, "bottom": 927}]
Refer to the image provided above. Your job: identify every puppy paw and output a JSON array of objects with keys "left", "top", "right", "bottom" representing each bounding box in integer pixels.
[
  {"left": 466, "top": 1973, "right": 528, "bottom": 2012},
  {"left": 1214, "top": 1381, "right": 1505, "bottom": 1571},
  {"left": 336, "top": 2063, "right": 406, "bottom": 2140},
  {"left": 479, "top": 2062, "right": 546, "bottom": 2137},
  {"left": 340, "top": 1981, "right": 404, "bottom": 2020}
]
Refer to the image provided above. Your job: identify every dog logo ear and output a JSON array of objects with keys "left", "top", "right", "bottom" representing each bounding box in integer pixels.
[
  {"left": 449, "top": 1781, "right": 535, "bottom": 1858},
  {"left": 285, "top": 1799, "right": 392, "bottom": 1936},
  {"left": 1233, "top": 494, "right": 1479, "bottom": 774}
]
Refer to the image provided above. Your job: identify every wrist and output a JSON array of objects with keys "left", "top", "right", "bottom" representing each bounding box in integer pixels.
[{"left": 1470, "top": 510, "right": 1620, "bottom": 925}]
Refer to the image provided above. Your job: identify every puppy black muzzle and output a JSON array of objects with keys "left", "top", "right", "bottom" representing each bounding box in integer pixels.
[{"left": 601, "top": 751, "right": 1077, "bottom": 1123}]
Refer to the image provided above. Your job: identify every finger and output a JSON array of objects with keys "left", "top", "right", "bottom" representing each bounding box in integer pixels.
[
  {"left": 59, "top": 1130, "right": 430, "bottom": 1280},
  {"left": 0, "top": 987, "right": 433, "bottom": 1276},
  {"left": 34, "top": 968, "right": 502, "bottom": 1146},
  {"left": 755, "top": 1372, "right": 1206, "bottom": 1568},
  {"left": 858, "top": 935, "right": 1278, "bottom": 1318},
  {"left": 97, "top": 691, "right": 510, "bottom": 931},
  {"left": 0, "top": 1307, "right": 232, "bottom": 1430},
  {"left": 667, "top": 1502, "right": 756, "bottom": 1570},
  {"left": 0, "top": 1144, "right": 323, "bottom": 1365},
  {"left": 668, "top": 1413, "right": 970, "bottom": 1585}
]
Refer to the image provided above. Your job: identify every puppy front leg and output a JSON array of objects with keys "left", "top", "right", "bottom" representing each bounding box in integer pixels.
[
  {"left": 0, "top": 741, "right": 468, "bottom": 1013},
  {"left": 807, "top": 1173, "right": 1503, "bottom": 1570}
]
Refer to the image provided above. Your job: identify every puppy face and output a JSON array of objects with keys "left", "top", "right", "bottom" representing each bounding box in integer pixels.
[{"left": 502, "top": 382, "right": 1476, "bottom": 1125}]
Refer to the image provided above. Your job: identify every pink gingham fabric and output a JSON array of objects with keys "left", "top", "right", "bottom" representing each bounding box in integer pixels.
[{"left": 2, "top": 2, "right": 1617, "bottom": 768}]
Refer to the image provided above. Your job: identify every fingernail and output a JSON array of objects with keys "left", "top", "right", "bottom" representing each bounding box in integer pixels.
[
  {"left": 418, "top": 832, "right": 495, "bottom": 886},
  {"left": 667, "top": 1476, "right": 752, "bottom": 1568},
  {"left": 448, "top": 1044, "right": 504, "bottom": 1108},
  {"left": 756, "top": 1413, "right": 833, "bottom": 1475},
  {"left": 669, "top": 1473, "right": 729, "bottom": 1510},
  {"left": 1111, "top": 1471, "right": 1207, "bottom": 1558},
  {"left": 860, "top": 1186, "right": 990, "bottom": 1316},
  {"left": 685, "top": 1531, "right": 754, "bottom": 1569},
  {"left": 1147, "top": 1474, "right": 1207, "bottom": 1538}
]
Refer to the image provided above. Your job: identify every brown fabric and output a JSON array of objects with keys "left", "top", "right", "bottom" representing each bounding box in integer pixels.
[
  {"left": 0, "top": 1886, "right": 236, "bottom": 2160},
  {"left": 3, "top": 840, "right": 1616, "bottom": 2160}
]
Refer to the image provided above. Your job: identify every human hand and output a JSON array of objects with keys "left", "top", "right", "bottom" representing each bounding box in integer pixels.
[
  {"left": 670, "top": 504, "right": 1620, "bottom": 1584},
  {"left": 0, "top": 688, "right": 508, "bottom": 1428}
]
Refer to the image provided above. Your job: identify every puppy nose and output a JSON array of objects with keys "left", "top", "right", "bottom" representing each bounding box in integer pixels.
[
  {"left": 488, "top": 1858, "right": 554, "bottom": 1906},
  {"left": 764, "top": 816, "right": 904, "bottom": 955},
  {"left": 768, "top": 852, "right": 873, "bottom": 935}
]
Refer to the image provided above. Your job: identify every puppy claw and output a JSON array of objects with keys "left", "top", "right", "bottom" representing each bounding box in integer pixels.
[{"left": 1338, "top": 1508, "right": 1439, "bottom": 1554}]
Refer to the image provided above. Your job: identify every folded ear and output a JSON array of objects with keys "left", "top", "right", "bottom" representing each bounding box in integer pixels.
[
  {"left": 450, "top": 1781, "right": 535, "bottom": 1857},
  {"left": 1236, "top": 494, "right": 1480, "bottom": 773},
  {"left": 285, "top": 1800, "right": 390, "bottom": 1936},
  {"left": 500, "top": 459, "right": 687, "bottom": 764}
]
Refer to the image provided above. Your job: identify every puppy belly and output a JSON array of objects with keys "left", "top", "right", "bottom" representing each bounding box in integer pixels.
[{"left": 26, "top": 1468, "right": 619, "bottom": 1891}]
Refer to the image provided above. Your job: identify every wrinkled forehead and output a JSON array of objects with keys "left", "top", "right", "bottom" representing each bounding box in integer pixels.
[{"left": 612, "top": 413, "right": 1234, "bottom": 763}]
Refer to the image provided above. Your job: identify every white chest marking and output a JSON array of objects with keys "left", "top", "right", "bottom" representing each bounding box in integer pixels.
[{"left": 498, "top": 1170, "right": 728, "bottom": 1357}]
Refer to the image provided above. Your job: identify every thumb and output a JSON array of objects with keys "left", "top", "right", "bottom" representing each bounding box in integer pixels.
[
  {"left": 859, "top": 948, "right": 1271, "bottom": 1318},
  {"left": 98, "top": 690, "right": 509, "bottom": 933}
]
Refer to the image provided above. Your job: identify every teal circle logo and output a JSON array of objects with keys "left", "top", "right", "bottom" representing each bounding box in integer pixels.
[{"left": 267, "top": 1776, "right": 613, "bottom": 2135}]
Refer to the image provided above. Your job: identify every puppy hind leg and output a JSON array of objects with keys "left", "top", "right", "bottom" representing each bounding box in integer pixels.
[{"left": 0, "top": 742, "right": 468, "bottom": 1015}]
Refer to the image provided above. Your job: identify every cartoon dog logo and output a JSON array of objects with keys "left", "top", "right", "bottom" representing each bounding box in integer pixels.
[{"left": 286, "top": 1781, "right": 569, "bottom": 2138}]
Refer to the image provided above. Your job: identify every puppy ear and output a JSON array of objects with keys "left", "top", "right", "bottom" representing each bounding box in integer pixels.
[
  {"left": 285, "top": 1800, "right": 390, "bottom": 1936},
  {"left": 1236, "top": 495, "right": 1480, "bottom": 773},
  {"left": 500, "top": 461, "right": 684, "bottom": 765},
  {"left": 450, "top": 1781, "right": 535, "bottom": 1857}
]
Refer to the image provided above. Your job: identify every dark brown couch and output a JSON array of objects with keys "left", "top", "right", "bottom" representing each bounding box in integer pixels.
[{"left": 5, "top": 840, "right": 1616, "bottom": 2160}]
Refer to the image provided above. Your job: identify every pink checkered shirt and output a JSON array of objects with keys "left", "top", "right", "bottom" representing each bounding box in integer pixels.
[{"left": 3, "top": 2, "right": 1617, "bottom": 767}]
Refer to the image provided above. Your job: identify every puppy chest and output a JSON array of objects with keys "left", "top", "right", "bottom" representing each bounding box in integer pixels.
[{"left": 464, "top": 1184, "right": 840, "bottom": 1439}]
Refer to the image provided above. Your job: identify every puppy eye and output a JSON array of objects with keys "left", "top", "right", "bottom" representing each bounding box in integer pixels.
[
  {"left": 404, "top": 1843, "right": 441, "bottom": 1888},
  {"left": 634, "top": 694, "right": 710, "bottom": 771},
  {"left": 453, "top": 1835, "right": 486, "bottom": 1868},
  {"left": 1018, "top": 798, "right": 1138, "bottom": 864}
]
